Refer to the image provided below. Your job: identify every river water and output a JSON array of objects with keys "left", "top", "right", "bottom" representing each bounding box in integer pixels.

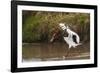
[{"left": 22, "top": 42, "right": 90, "bottom": 62}]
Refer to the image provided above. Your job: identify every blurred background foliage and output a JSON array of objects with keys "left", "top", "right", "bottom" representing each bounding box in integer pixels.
[{"left": 22, "top": 10, "right": 90, "bottom": 43}]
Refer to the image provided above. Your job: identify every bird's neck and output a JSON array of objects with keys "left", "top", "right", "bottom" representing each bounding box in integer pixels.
[{"left": 67, "top": 28, "right": 71, "bottom": 34}]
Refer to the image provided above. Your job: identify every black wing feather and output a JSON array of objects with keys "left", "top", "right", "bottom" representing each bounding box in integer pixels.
[{"left": 72, "top": 35, "right": 77, "bottom": 44}]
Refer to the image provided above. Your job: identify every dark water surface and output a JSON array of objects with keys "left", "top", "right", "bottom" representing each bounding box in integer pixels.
[{"left": 22, "top": 42, "right": 90, "bottom": 62}]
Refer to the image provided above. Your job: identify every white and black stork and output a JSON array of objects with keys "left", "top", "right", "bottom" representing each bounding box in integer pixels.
[{"left": 59, "top": 23, "right": 81, "bottom": 48}]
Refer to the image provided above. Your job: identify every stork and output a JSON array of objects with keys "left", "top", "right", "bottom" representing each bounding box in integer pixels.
[{"left": 59, "top": 23, "right": 81, "bottom": 49}]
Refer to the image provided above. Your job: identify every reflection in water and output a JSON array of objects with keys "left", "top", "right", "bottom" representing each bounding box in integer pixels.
[{"left": 22, "top": 43, "right": 90, "bottom": 62}]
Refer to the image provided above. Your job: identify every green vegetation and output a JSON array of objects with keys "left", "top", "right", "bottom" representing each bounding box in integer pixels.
[{"left": 22, "top": 11, "right": 90, "bottom": 43}]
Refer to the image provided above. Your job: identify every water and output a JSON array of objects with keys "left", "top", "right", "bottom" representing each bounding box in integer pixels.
[{"left": 22, "top": 42, "right": 90, "bottom": 62}]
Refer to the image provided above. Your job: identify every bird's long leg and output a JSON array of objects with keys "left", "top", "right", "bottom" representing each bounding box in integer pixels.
[
  {"left": 65, "top": 48, "right": 71, "bottom": 60},
  {"left": 69, "top": 45, "right": 71, "bottom": 49}
]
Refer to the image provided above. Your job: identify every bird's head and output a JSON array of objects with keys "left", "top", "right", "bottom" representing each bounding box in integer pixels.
[{"left": 59, "top": 23, "right": 66, "bottom": 30}]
